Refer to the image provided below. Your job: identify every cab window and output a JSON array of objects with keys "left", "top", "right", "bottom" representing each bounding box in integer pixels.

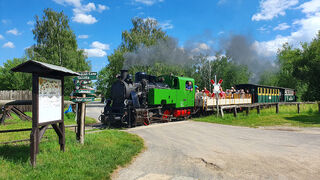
[{"left": 185, "top": 81, "right": 193, "bottom": 91}]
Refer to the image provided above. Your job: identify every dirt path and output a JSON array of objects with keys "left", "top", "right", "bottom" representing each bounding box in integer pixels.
[{"left": 114, "top": 121, "right": 320, "bottom": 180}]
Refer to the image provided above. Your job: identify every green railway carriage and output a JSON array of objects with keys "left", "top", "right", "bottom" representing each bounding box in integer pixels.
[
  {"left": 235, "top": 84, "right": 296, "bottom": 103},
  {"left": 148, "top": 75, "right": 195, "bottom": 108},
  {"left": 280, "top": 88, "right": 296, "bottom": 102}
]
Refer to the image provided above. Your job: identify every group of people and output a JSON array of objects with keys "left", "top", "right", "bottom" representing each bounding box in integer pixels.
[{"left": 196, "top": 86, "right": 250, "bottom": 99}]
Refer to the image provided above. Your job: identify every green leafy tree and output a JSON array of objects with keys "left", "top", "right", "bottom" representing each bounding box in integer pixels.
[
  {"left": 276, "top": 43, "right": 302, "bottom": 89},
  {"left": 293, "top": 32, "right": 320, "bottom": 101},
  {"left": 0, "top": 58, "right": 32, "bottom": 90},
  {"left": 27, "top": 8, "right": 90, "bottom": 94},
  {"left": 258, "top": 70, "right": 278, "bottom": 86}
]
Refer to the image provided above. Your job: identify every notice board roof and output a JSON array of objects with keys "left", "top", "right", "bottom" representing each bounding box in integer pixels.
[{"left": 11, "top": 60, "right": 79, "bottom": 77}]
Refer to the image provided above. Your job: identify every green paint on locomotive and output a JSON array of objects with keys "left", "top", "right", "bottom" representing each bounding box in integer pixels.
[{"left": 148, "top": 75, "right": 195, "bottom": 108}]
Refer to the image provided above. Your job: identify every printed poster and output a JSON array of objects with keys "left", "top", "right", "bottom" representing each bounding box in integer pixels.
[{"left": 38, "top": 77, "right": 62, "bottom": 123}]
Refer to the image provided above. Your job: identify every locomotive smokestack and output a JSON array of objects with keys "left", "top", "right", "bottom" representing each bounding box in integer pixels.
[{"left": 120, "top": 69, "right": 128, "bottom": 81}]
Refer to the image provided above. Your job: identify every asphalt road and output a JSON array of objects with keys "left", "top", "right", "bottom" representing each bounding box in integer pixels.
[
  {"left": 85, "top": 102, "right": 104, "bottom": 122},
  {"left": 114, "top": 121, "right": 320, "bottom": 180}
]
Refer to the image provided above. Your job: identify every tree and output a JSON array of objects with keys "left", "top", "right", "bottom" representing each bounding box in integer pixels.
[
  {"left": 97, "top": 17, "right": 168, "bottom": 97},
  {"left": 276, "top": 43, "right": 302, "bottom": 89},
  {"left": 0, "top": 58, "right": 32, "bottom": 90},
  {"left": 293, "top": 32, "right": 320, "bottom": 101},
  {"left": 27, "top": 8, "right": 90, "bottom": 94}
]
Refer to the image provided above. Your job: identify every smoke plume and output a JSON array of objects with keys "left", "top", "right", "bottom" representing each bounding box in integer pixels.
[
  {"left": 123, "top": 33, "right": 277, "bottom": 83},
  {"left": 123, "top": 37, "right": 193, "bottom": 69},
  {"left": 220, "top": 35, "right": 276, "bottom": 83}
]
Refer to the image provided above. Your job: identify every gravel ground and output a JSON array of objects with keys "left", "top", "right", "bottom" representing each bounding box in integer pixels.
[{"left": 114, "top": 121, "right": 320, "bottom": 180}]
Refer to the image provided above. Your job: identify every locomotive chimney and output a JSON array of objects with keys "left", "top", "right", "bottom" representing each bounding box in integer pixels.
[{"left": 120, "top": 69, "right": 128, "bottom": 80}]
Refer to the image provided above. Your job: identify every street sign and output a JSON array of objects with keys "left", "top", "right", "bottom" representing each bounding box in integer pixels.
[
  {"left": 74, "top": 89, "right": 95, "bottom": 94},
  {"left": 73, "top": 72, "right": 97, "bottom": 80},
  {"left": 74, "top": 80, "right": 92, "bottom": 86},
  {"left": 74, "top": 75, "right": 97, "bottom": 80},
  {"left": 71, "top": 97, "right": 95, "bottom": 102},
  {"left": 75, "top": 85, "right": 93, "bottom": 90},
  {"left": 79, "top": 72, "right": 97, "bottom": 76}
]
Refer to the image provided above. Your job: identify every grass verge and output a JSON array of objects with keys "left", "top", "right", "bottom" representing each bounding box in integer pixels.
[
  {"left": 0, "top": 111, "right": 144, "bottom": 179},
  {"left": 193, "top": 104, "right": 320, "bottom": 128},
  {"left": 0, "top": 130, "right": 143, "bottom": 179}
]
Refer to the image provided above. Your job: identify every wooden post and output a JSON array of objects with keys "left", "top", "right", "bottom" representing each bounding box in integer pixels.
[
  {"left": 80, "top": 94, "right": 86, "bottom": 144},
  {"left": 233, "top": 107, "right": 237, "bottom": 117},
  {"left": 297, "top": 104, "right": 300, "bottom": 114},
  {"left": 257, "top": 106, "right": 260, "bottom": 114},
  {"left": 318, "top": 102, "right": 320, "bottom": 113},
  {"left": 216, "top": 97, "right": 219, "bottom": 117},
  {"left": 220, "top": 107, "right": 224, "bottom": 118},
  {"left": 246, "top": 107, "right": 249, "bottom": 116},
  {"left": 276, "top": 103, "right": 279, "bottom": 114},
  {"left": 76, "top": 94, "right": 86, "bottom": 144}
]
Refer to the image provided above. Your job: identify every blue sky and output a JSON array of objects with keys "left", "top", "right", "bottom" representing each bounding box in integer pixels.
[{"left": 1, "top": 0, "right": 320, "bottom": 72}]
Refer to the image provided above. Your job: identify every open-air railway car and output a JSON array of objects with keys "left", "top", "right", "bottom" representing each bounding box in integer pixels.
[{"left": 195, "top": 93, "right": 252, "bottom": 111}]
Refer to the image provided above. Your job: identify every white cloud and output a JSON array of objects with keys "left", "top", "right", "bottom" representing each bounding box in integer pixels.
[
  {"left": 0, "top": 34, "right": 4, "bottom": 39},
  {"left": 97, "top": 4, "right": 109, "bottom": 12},
  {"left": 273, "top": 23, "right": 290, "bottom": 30},
  {"left": 218, "top": 31, "right": 225, "bottom": 35},
  {"left": 217, "top": 0, "right": 227, "bottom": 5},
  {"left": 299, "top": 0, "right": 320, "bottom": 14},
  {"left": 73, "top": 2, "right": 96, "bottom": 14},
  {"left": 191, "top": 43, "right": 210, "bottom": 53},
  {"left": 257, "top": 26, "right": 267, "bottom": 31},
  {"left": 3, "top": 41, "right": 15, "bottom": 48},
  {"left": 254, "top": 11, "right": 320, "bottom": 57},
  {"left": 134, "top": 0, "right": 164, "bottom": 6},
  {"left": 1, "top": 19, "right": 10, "bottom": 24},
  {"left": 53, "top": 0, "right": 81, "bottom": 7},
  {"left": 72, "top": 13, "right": 97, "bottom": 24},
  {"left": 91, "top": 41, "right": 110, "bottom": 50},
  {"left": 143, "top": 17, "right": 173, "bottom": 30},
  {"left": 159, "top": 20, "right": 173, "bottom": 30},
  {"left": 78, "top": 34, "right": 89, "bottom": 39},
  {"left": 84, "top": 41, "right": 110, "bottom": 57},
  {"left": 84, "top": 48, "right": 107, "bottom": 57},
  {"left": 27, "top": 21, "right": 34, "bottom": 26},
  {"left": 53, "top": 0, "right": 109, "bottom": 24},
  {"left": 252, "top": 0, "right": 298, "bottom": 21},
  {"left": 6, "top": 28, "right": 21, "bottom": 36}
]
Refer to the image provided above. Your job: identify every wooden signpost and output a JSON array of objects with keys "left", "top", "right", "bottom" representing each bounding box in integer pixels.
[
  {"left": 11, "top": 60, "right": 79, "bottom": 167},
  {"left": 71, "top": 72, "right": 97, "bottom": 144}
]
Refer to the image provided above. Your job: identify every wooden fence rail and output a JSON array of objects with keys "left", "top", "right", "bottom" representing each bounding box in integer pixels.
[
  {"left": 219, "top": 101, "right": 320, "bottom": 117},
  {"left": 0, "top": 90, "right": 32, "bottom": 112}
]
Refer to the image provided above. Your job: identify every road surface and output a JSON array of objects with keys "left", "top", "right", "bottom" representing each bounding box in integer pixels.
[
  {"left": 114, "top": 121, "right": 320, "bottom": 180},
  {"left": 85, "top": 102, "right": 104, "bottom": 122}
]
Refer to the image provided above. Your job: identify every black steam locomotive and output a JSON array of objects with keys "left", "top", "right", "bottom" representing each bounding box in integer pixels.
[{"left": 101, "top": 70, "right": 172, "bottom": 127}]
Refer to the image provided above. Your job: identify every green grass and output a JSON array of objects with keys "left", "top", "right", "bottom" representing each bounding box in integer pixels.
[
  {"left": 0, "top": 130, "right": 143, "bottom": 179},
  {"left": 0, "top": 112, "right": 96, "bottom": 142},
  {"left": 0, "top": 111, "right": 144, "bottom": 179},
  {"left": 193, "top": 104, "right": 320, "bottom": 128}
]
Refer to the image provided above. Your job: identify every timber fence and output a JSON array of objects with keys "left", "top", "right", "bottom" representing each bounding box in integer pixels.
[{"left": 0, "top": 90, "right": 32, "bottom": 112}]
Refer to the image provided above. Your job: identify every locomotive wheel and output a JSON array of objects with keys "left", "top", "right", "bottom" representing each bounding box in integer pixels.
[
  {"left": 162, "top": 110, "right": 171, "bottom": 122},
  {"left": 143, "top": 118, "right": 150, "bottom": 126}
]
